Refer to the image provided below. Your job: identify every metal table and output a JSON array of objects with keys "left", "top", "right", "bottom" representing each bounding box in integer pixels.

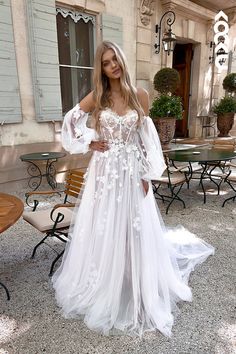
[
  {"left": 162, "top": 142, "right": 210, "bottom": 153},
  {"left": 20, "top": 152, "right": 66, "bottom": 190},
  {"left": 0, "top": 193, "right": 24, "bottom": 300},
  {"left": 167, "top": 148, "right": 236, "bottom": 203}
]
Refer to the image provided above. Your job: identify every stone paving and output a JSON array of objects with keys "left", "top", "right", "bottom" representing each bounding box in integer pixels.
[{"left": 0, "top": 174, "right": 236, "bottom": 354}]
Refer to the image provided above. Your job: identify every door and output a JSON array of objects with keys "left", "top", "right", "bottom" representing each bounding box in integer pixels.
[{"left": 173, "top": 43, "right": 193, "bottom": 137}]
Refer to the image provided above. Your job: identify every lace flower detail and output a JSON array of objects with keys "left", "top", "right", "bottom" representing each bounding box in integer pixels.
[
  {"left": 110, "top": 168, "right": 119, "bottom": 180},
  {"left": 116, "top": 195, "right": 122, "bottom": 203},
  {"left": 133, "top": 216, "right": 141, "bottom": 231}
]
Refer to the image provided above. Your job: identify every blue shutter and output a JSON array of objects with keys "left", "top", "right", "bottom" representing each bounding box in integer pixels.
[
  {"left": 101, "top": 14, "right": 123, "bottom": 48},
  {"left": 26, "top": 0, "right": 62, "bottom": 122},
  {"left": 0, "top": 0, "right": 22, "bottom": 124}
]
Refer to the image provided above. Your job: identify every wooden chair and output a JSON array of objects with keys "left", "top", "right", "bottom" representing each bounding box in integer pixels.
[
  {"left": 152, "top": 156, "right": 190, "bottom": 214},
  {"left": 23, "top": 169, "right": 84, "bottom": 275},
  {"left": 212, "top": 138, "right": 236, "bottom": 151}
]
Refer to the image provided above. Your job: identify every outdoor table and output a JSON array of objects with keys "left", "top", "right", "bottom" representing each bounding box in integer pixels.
[
  {"left": 20, "top": 152, "right": 66, "bottom": 191},
  {"left": 167, "top": 148, "right": 236, "bottom": 203},
  {"left": 0, "top": 193, "right": 24, "bottom": 300},
  {"left": 162, "top": 142, "right": 210, "bottom": 153}
]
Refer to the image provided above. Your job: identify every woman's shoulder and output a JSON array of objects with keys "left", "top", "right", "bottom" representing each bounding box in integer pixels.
[
  {"left": 136, "top": 87, "right": 149, "bottom": 98},
  {"left": 79, "top": 91, "right": 96, "bottom": 113},
  {"left": 135, "top": 87, "right": 149, "bottom": 115}
]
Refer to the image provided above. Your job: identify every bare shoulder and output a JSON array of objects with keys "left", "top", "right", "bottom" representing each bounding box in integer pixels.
[
  {"left": 136, "top": 87, "right": 149, "bottom": 115},
  {"left": 136, "top": 87, "right": 149, "bottom": 99},
  {"left": 79, "top": 91, "right": 95, "bottom": 113}
]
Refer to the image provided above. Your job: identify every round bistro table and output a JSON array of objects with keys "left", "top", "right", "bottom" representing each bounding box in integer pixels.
[
  {"left": 20, "top": 152, "right": 66, "bottom": 191},
  {"left": 167, "top": 148, "right": 236, "bottom": 203},
  {"left": 0, "top": 193, "right": 24, "bottom": 300}
]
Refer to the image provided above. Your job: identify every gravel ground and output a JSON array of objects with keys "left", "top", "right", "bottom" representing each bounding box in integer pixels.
[{"left": 0, "top": 177, "right": 236, "bottom": 354}]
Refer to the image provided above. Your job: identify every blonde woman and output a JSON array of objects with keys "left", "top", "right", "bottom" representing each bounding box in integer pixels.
[{"left": 53, "top": 41, "right": 214, "bottom": 337}]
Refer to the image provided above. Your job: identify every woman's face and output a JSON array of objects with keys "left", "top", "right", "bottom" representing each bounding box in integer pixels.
[{"left": 101, "top": 49, "right": 121, "bottom": 80}]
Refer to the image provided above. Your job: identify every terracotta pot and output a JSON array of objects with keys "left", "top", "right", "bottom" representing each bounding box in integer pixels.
[
  {"left": 153, "top": 117, "right": 176, "bottom": 150},
  {"left": 217, "top": 112, "right": 235, "bottom": 137}
]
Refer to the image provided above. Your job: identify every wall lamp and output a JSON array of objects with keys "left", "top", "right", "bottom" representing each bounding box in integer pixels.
[{"left": 154, "top": 11, "right": 176, "bottom": 55}]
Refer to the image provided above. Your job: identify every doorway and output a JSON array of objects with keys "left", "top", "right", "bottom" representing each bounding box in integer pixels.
[{"left": 173, "top": 43, "right": 193, "bottom": 137}]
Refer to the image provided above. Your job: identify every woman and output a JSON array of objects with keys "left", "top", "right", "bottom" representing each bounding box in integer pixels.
[{"left": 53, "top": 41, "right": 214, "bottom": 337}]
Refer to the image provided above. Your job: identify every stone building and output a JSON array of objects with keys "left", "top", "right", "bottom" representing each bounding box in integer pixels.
[{"left": 0, "top": 0, "right": 236, "bottom": 185}]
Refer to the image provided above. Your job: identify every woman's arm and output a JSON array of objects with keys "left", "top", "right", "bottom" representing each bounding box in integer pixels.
[
  {"left": 61, "top": 92, "right": 97, "bottom": 154},
  {"left": 137, "top": 88, "right": 150, "bottom": 194},
  {"left": 79, "top": 91, "right": 108, "bottom": 153},
  {"left": 79, "top": 91, "right": 95, "bottom": 113},
  {"left": 137, "top": 87, "right": 149, "bottom": 116}
]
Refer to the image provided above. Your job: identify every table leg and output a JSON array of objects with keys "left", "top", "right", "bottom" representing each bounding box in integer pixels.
[
  {"left": 24, "top": 159, "right": 58, "bottom": 190},
  {"left": 199, "top": 162, "right": 222, "bottom": 203},
  {"left": 199, "top": 163, "right": 208, "bottom": 204},
  {"left": 46, "top": 159, "right": 57, "bottom": 189},
  {"left": 0, "top": 281, "right": 10, "bottom": 300},
  {"left": 26, "top": 161, "right": 42, "bottom": 190},
  {"left": 206, "top": 162, "right": 223, "bottom": 195}
]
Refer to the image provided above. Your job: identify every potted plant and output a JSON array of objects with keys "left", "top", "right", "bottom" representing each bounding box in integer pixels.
[
  {"left": 223, "top": 73, "right": 236, "bottom": 95},
  {"left": 213, "top": 96, "right": 236, "bottom": 137},
  {"left": 150, "top": 68, "right": 183, "bottom": 149}
]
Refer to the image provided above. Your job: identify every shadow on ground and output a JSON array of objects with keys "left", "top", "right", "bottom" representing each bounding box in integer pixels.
[{"left": 0, "top": 179, "right": 236, "bottom": 354}]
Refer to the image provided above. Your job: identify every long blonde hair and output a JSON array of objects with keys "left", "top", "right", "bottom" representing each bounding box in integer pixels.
[{"left": 92, "top": 41, "right": 144, "bottom": 131}]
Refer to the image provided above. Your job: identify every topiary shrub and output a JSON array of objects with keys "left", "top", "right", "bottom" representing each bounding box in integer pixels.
[
  {"left": 150, "top": 95, "right": 183, "bottom": 120},
  {"left": 153, "top": 68, "right": 180, "bottom": 94},
  {"left": 213, "top": 96, "right": 236, "bottom": 114},
  {"left": 223, "top": 73, "right": 236, "bottom": 94}
]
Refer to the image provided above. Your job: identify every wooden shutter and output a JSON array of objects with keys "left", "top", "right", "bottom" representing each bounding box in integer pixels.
[
  {"left": 0, "top": 0, "right": 22, "bottom": 124},
  {"left": 228, "top": 51, "right": 236, "bottom": 73},
  {"left": 26, "top": 0, "right": 62, "bottom": 122},
  {"left": 101, "top": 14, "right": 123, "bottom": 48}
]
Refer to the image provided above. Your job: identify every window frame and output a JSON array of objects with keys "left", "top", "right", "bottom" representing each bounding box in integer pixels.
[{"left": 56, "top": 7, "right": 96, "bottom": 111}]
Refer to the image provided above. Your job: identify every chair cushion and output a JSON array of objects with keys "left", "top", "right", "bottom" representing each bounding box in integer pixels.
[
  {"left": 23, "top": 207, "right": 73, "bottom": 232},
  {"left": 153, "top": 173, "right": 186, "bottom": 185},
  {"left": 228, "top": 174, "right": 236, "bottom": 182}
]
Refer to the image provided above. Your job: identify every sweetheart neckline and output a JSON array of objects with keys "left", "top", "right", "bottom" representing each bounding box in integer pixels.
[{"left": 104, "top": 107, "right": 137, "bottom": 118}]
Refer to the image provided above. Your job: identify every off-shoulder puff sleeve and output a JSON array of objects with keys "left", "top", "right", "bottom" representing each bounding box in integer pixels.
[
  {"left": 61, "top": 104, "right": 98, "bottom": 154},
  {"left": 138, "top": 116, "right": 166, "bottom": 180}
]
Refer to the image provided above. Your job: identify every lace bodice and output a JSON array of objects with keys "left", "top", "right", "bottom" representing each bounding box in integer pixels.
[
  {"left": 99, "top": 108, "right": 138, "bottom": 145},
  {"left": 61, "top": 103, "right": 166, "bottom": 180}
]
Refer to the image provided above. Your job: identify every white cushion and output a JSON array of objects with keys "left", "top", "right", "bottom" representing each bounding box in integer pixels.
[
  {"left": 228, "top": 173, "right": 236, "bottom": 182},
  {"left": 153, "top": 172, "right": 186, "bottom": 185},
  {"left": 23, "top": 207, "right": 73, "bottom": 232}
]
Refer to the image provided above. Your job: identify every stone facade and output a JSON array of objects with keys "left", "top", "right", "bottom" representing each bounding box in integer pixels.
[{"left": 0, "top": 0, "right": 236, "bottom": 184}]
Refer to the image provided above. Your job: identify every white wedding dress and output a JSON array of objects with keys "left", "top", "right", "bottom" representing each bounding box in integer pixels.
[{"left": 52, "top": 105, "right": 214, "bottom": 337}]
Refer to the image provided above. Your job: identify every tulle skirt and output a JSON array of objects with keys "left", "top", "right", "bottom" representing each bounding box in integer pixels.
[{"left": 52, "top": 149, "right": 214, "bottom": 337}]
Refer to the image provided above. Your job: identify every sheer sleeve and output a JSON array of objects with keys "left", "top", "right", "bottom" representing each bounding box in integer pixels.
[
  {"left": 138, "top": 116, "right": 166, "bottom": 180},
  {"left": 61, "top": 104, "right": 98, "bottom": 154}
]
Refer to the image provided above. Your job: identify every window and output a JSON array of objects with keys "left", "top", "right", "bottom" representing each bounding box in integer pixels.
[{"left": 56, "top": 8, "right": 95, "bottom": 114}]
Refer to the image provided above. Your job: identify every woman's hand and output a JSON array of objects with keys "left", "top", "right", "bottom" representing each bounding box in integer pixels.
[
  {"left": 89, "top": 140, "right": 109, "bottom": 152},
  {"left": 142, "top": 179, "right": 149, "bottom": 195}
]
